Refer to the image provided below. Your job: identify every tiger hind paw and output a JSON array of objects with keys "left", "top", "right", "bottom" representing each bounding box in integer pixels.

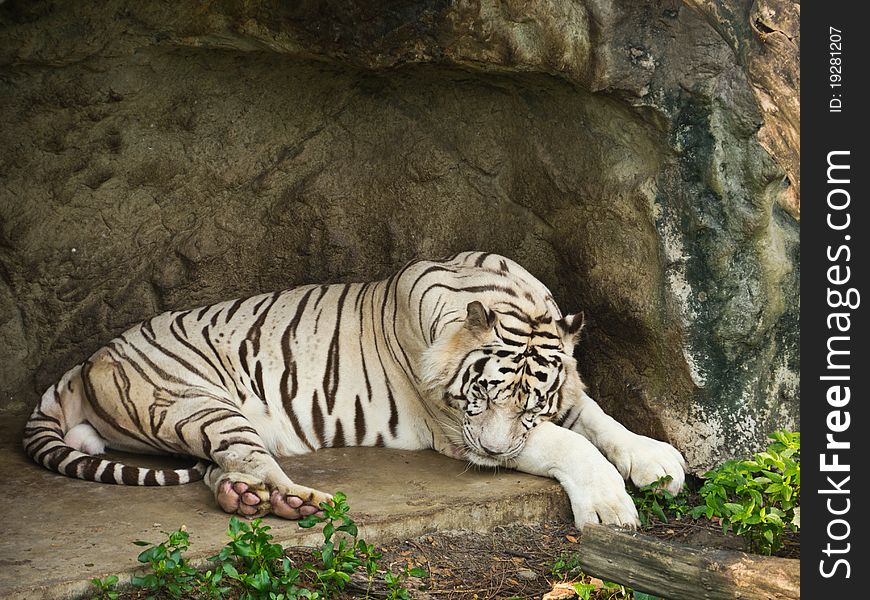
[{"left": 215, "top": 474, "right": 329, "bottom": 520}]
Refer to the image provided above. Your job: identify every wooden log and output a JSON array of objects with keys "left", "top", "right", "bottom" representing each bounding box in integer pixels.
[{"left": 574, "top": 524, "right": 799, "bottom": 600}]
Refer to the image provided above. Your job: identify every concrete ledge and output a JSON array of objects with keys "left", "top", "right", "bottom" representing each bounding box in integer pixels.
[{"left": 0, "top": 424, "right": 570, "bottom": 599}]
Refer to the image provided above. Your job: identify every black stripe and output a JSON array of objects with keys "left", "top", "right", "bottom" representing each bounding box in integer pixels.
[
  {"left": 109, "top": 354, "right": 142, "bottom": 430},
  {"left": 252, "top": 294, "right": 271, "bottom": 315},
  {"left": 148, "top": 401, "right": 169, "bottom": 437},
  {"left": 174, "top": 309, "right": 192, "bottom": 337},
  {"left": 444, "top": 349, "right": 479, "bottom": 390},
  {"left": 225, "top": 297, "right": 246, "bottom": 323},
  {"left": 357, "top": 288, "right": 374, "bottom": 403},
  {"left": 163, "top": 468, "right": 180, "bottom": 485},
  {"left": 390, "top": 266, "right": 419, "bottom": 381},
  {"left": 311, "top": 392, "right": 325, "bottom": 447},
  {"left": 199, "top": 326, "right": 248, "bottom": 403},
  {"left": 215, "top": 438, "right": 265, "bottom": 453},
  {"left": 141, "top": 323, "right": 217, "bottom": 387},
  {"left": 100, "top": 462, "right": 119, "bottom": 483},
  {"left": 123, "top": 337, "right": 187, "bottom": 386},
  {"left": 222, "top": 425, "right": 259, "bottom": 435},
  {"left": 494, "top": 306, "right": 537, "bottom": 326},
  {"left": 170, "top": 317, "right": 227, "bottom": 387},
  {"left": 244, "top": 291, "right": 281, "bottom": 355},
  {"left": 386, "top": 383, "right": 399, "bottom": 437},
  {"left": 23, "top": 425, "right": 62, "bottom": 438},
  {"left": 532, "top": 330, "right": 560, "bottom": 340},
  {"left": 239, "top": 343, "right": 250, "bottom": 380},
  {"left": 410, "top": 264, "right": 458, "bottom": 339},
  {"left": 378, "top": 263, "right": 415, "bottom": 380},
  {"left": 45, "top": 444, "right": 75, "bottom": 468},
  {"left": 81, "top": 457, "right": 101, "bottom": 480},
  {"left": 499, "top": 324, "right": 533, "bottom": 339},
  {"left": 81, "top": 356, "right": 155, "bottom": 449},
  {"left": 32, "top": 440, "right": 64, "bottom": 463},
  {"left": 528, "top": 369, "right": 549, "bottom": 382},
  {"left": 420, "top": 284, "right": 519, "bottom": 313},
  {"left": 32, "top": 411, "right": 61, "bottom": 427},
  {"left": 332, "top": 420, "right": 346, "bottom": 448},
  {"left": 63, "top": 455, "right": 89, "bottom": 477},
  {"left": 324, "top": 284, "right": 351, "bottom": 414},
  {"left": 254, "top": 361, "right": 266, "bottom": 403},
  {"left": 121, "top": 465, "right": 140, "bottom": 484},
  {"left": 175, "top": 408, "right": 215, "bottom": 448},
  {"left": 198, "top": 412, "right": 241, "bottom": 457},
  {"left": 496, "top": 333, "right": 525, "bottom": 347},
  {"left": 279, "top": 287, "right": 317, "bottom": 451},
  {"left": 354, "top": 395, "right": 365, "bottom": 445}
]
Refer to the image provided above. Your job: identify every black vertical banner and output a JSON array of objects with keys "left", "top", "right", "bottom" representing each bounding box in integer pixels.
[{"left": 803, "top": 3, "right": 869, "bottom": 595}]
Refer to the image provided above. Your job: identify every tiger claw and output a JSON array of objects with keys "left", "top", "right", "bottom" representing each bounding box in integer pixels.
[{"left": 216, "top": 477, "right": 271, "bottom": 517}]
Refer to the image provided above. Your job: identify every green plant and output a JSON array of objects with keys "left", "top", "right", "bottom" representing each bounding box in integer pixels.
[
  {"left": 196, "top": 567, "right": 232, "bottom": 599},
  {"left": 89, "top": 575, "right": 119, "bottom": 600},
  {"left": 297, "top": 491, "right": 425, "bottom": 600},
  {"left": 549, "top": 550, "right": 583, "bottom": 580},
  {"left": 131, "top": 527, "right": 200, "bottom": 598},
  {"left": 298, "top": 491, "right": 365, "bottom": 597},
  {"left": 213, "top": 517, "right": 301, "bottom": 599},
  {"left": 384, "top": 563, "right": 427, "bottom": 600},
  {"left": 630, "top": 474, "right": 690, "bottom": 526},
  {"left": 571, "top": 581, "right": 597, "bottom": 599},
  {"left": 355, "top": 538, "right": 383, "bottom": 598},
  {"left": 108, "top": 492, "right": 426, "bottom": 600},
  {"left": 691, "top": 429, "right": 800, "bottom": 554}
]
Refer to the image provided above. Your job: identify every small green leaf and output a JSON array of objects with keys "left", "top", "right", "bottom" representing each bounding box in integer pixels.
[
  {"left": 222, "top": 562, "right": 240, "bottom": 579},
  {"left": 298, "top": 515, "right": 321, "bottom": 528},
  {"left": 571, "top": 582, "right": 596, "bottom": 600}
]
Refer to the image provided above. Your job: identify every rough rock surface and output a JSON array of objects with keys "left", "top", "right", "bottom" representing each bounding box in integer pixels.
[{"left": 0, "top": 0, "right": 799, "bottom": 471}]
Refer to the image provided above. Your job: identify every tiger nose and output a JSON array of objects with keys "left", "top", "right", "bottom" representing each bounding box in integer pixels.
[{"left": 479, "top": 443, "right": 503, "bottom": 456}]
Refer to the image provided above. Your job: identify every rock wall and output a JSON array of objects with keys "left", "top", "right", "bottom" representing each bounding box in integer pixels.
[{"left": 0, "top": 0, "right": 799, "bottom": 471}]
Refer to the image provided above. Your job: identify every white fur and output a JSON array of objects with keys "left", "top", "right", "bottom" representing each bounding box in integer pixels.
[
  {"left": 514, "top": 421, "right": 640, "bottom": 530},
  {"left": 64, "top": 423, "right": 107, "bottom": 455},
  {"left": 562, "top": 391, "right": 687, "bottom": 496}
]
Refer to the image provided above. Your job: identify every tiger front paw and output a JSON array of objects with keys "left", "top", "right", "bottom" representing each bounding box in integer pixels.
[
  {"left": 608, "top": 434, "right": 687, "bottom": 496},
  {"left": 568, "top": 459, "right": 640, "bottom": 531}
]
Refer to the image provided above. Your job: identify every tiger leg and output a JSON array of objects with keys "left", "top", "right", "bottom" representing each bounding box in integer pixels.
[
  {"left": 186, "top": 412, "right": 332, "bottom": 519},
  {"left": 82, "top": 347, "right": 331, "bottom": 518},
  {"left": 514, "top": 420, "right": 639, "bottom": 531},
  {"left": 560, "top": 389, "right": 687, "bottom": 495}
]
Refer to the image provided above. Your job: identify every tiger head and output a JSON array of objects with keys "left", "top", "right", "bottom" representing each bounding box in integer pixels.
[{"left": 422, "top": 301, "right": 585, "bottom": 466}]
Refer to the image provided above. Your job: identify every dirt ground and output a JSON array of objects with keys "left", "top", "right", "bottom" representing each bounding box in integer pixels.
[
  {"left": 107, "top": 515, "right": 798, "bottom": 600},
  {"left": 339, "top": 518, "right": 800, "bottom": 599}
]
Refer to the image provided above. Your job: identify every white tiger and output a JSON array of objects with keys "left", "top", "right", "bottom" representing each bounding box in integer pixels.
[{"left": 24, "top": 251, "right": 685, "bottom": 529}]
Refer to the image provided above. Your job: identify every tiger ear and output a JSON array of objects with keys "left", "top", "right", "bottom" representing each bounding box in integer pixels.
[
  {"left": 557, "top": 312, "right": 585, "bottom": 345},
  {"left": 464, "top": 301, "right": 496, "bottom": 332}
]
